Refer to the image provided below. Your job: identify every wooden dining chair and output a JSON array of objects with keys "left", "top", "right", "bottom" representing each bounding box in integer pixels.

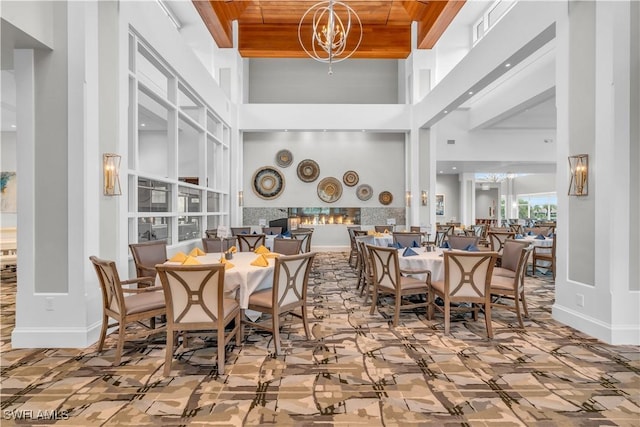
[
  {"left": 434, "top": 229, "right": 448, "bottom": 247},
  {"left": 156, "top": 263, "right": 241, "bottom": 375},
  {"left": 357, "top": 239, "right": 375, "bottom": 303},
  {"left": 490, "top": 243, "right": 534, "bottom": 329},
  {"left": 374, "top": 225, "right": 391, "bottom": 233},
  {"left": 129, "top": 240, "right": 168, "bottom": 279},
  {"left": 272, "top": 238, "right": 303, "bottom": 255},
  {"left": 237, "top": 233, "right": 266, "bottom": 252},
  {"left": 202, "top": 237, "right": 237, "bottom": 253},
  {"left": 392, "top": 232, "right": 423, "bottom": 248},
  {"left": 447, "top": 235, "right": 480, "bottom": 250},
  {"left": 291, "top": 230, "right": 313, "bottom": 253},
  {"left": 367, "top": 244, "right": 431, "bottom": 327},
  {"left": 230, "top": 227, "right": 252, "bottom": 236},
  {"left": 487, "top": 231, "right": 516, "bottom": 258},
  {"left": 427, "top": 251, "right": 498, "bottom": 337},
  {"left": 347, "top": 226, "right": 362, "bottom": 267},
  {"left": 262, "top": 226, "right": 282, "bottom": 236},
  {"left": 204, "top": 229, "right": 218, "bottom": 238},
  {"left": 242, "top": 252, "right": 316, "bottom": 354},
  {"left": 532, "top": 236, "right": 556, "bottom": 279},
  {"left": 89, "top": 256, "right": 166, "bottom": 365}
]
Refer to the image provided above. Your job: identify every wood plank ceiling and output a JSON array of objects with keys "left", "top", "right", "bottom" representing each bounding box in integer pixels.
[{"left": 193, "top": 0, "right": 466, "bottom": 59}]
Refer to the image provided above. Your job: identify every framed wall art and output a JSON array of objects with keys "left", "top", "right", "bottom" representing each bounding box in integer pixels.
[{"left": 435, "top": 194, "right": 445, "bottom": 216}]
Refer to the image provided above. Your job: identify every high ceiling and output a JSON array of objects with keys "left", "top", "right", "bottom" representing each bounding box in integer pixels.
[{"left": 193, "top": 0, "right": 466, "bottom": 59}]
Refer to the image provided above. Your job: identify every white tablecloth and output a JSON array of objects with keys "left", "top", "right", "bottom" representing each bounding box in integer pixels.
[
  {"left": 397, "top": 248, "right": 445, "bottom": 282},
  {"left": 372, "top": 234, "right": 394, "bottom": 247},
  {"left": 517, "top": 235, "right": 554, "bottom": 248},
  {"left": 158, "top": 252, "right": 275, "bottom": 309}
]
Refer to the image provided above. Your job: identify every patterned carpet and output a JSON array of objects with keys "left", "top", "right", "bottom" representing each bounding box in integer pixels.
[{"left": 1, "top": 252, "right": 638, "bottom": 426}]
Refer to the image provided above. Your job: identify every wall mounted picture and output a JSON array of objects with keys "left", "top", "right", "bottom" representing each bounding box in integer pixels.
[
  {"left": 435, "top": 194, "right": 445, "bottom": 216},
  {"left": 0, "top": 172, "right": 17, "bottom": 212}
]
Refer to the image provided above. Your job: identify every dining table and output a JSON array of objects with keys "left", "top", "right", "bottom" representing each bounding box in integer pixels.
[
  {"left": 397, "top": 247, "right": 445, "bottom": 283},
  {"left": 516, "top": 234, "right": 554, "bottom": 248},
  {"left": 158, "top": 251, "right": 276, "bottom": 309}
]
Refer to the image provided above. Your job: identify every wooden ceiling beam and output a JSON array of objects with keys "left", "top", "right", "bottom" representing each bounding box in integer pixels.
[
  {"left": 192, "top": 0, "right": 248, "bottom": 49},
  {"left": 416, "top": 0, "right": 465, "bottom": 49},
  {"left": 238, "top": 24, "right": 412, "bottom": 59}
]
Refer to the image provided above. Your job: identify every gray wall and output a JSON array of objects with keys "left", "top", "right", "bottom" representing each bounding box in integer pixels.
[
  {"left": 0, "top": 131, "right": 17, "bottom": 227},
  {"left": 435, "top": 174, "right": 461, "bottom": 222},
  {"left": 248, "top": 58, "right": 399, "bottom": 104}
]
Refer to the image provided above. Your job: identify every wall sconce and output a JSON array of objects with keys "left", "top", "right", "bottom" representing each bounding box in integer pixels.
[
  {"left": 568, "top": 154, "right": 588, "bottom": 196},
  {"left": 405, "top": 191, "right": 412, "bottom": 207},
  {"left": 238, "top": 190, "right": 244, "bottom": 206},
  {"left": 103, "top": 153, "right": 121, "bottom": 196},
  {"left": 421, "top": 191, "right": 428, "bottom": 206}
]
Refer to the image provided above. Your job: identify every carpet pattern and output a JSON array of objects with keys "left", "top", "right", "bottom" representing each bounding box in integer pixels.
[{"left": 1, "top": 252, "right": 638, "bottom": 426}]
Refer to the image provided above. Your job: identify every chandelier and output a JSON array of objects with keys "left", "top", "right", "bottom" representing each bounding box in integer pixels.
[{"left": 298, "top": 0, "right": 363, "bottom": 75}]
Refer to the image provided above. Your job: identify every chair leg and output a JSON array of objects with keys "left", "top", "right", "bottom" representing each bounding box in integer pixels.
[
  {"left": 513, "top": 294, "right": 525, "bottom": 329},
  {"left": 427, "top": 291, "right": 434, "bottom": 320},
  {"left": 164, "top": 330, "right": 174, "bottom": 376},
  {"left": 369, "top": 286, "right": 378, "bottom": 315},
  {"left": 444, "top": 302, "right": 451, "bottom": 335},
  {"left": 113, "top": 322, "right": 126, "bottom": 365},
  {"left": 217, "top": 326, "right": 225, "bottom": 375},
  {"left": 97, "top": 315, "right": 109, "bottom": 352},
  {"left": 520, "top": 290, "right": 530, "bottom": 317},
  {"left": 484, "top": 303, "right": 493, "bottom": 339},
  {"left": 301, "top": 305, "right": 311, "bottom": 340},
  {"left": 393, "top": 297, "right": 401, "bottom": 327},
  {"left": 272, "top": 314, "right": 282, "bottom": 355}
]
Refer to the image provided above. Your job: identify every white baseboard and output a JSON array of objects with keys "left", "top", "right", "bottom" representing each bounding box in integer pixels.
[
  {"left": 552, "top": 304, "right": 640, "bottom": 346},
  {"left": 11, "top": 321, "right": 102, "bottom": 349}
]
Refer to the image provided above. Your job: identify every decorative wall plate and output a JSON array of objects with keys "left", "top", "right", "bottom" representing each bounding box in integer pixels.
[
  {"left": 379, "top": 191, "right": 393, "bottom": 205},
  {"left": 252, "top": 166, "right": 285, "bottom": 200},
  {"left": 317, "top": 177, "right": 343, "bottom": 203},
  {"left": 356, "top": 184, "right": 373, "bottom": 201},
  {"left": 275, "top": 149, "right": 293, "bottom": 168},
  {"left": 343, "top": 170, "right": 359, "bottom": 187},
  {"left": 297, "top": 159, "right": 320, "bottom": 182}
]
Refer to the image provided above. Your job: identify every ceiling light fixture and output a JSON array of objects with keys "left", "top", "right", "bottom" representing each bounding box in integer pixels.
[{"left": 298, "top": 0, "right": 363, "bottom": 75}]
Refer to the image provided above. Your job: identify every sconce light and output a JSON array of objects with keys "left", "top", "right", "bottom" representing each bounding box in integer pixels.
[
  {"left": 238, "top": 190, "right": 244, "bottom": 206},
  {"left": 103, "top": 153, "right": 121, "bottom": 196},
  {"left": 568, "top": 154, "right": 588, "bottom": 196},
  {"left": 421, "top": 190, "right": 428, "bottom": 206},
  {"left": 405, "top": 191, "right": 412, "bottom": 207}
]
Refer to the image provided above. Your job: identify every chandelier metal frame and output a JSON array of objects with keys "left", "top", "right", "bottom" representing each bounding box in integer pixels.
[{"left": 298, "top": 0, "right": 363, "bottom": 74}]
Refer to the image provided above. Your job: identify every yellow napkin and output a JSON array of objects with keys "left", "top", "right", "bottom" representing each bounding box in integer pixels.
[
  {"left": 384, "top": 229, "right": 389, "bottom": 234},
  {"left": 169, "top": 252, "right": 187, "bottom": 263},
  {"left": 254, "top": 245, "right": 270, "bottom": 255},
  {"left": 182, "top": 256, "right": 201, "bottom": 265},
  {"left": 367, "top": 230, "right": 375, "bottom": 236},
  {"left": 374, "top": 232, "right": 383, "bottom": 237},
  {"left": 264, "top": 253, "right": 280, "bottom": 259},
  {"left": 250, "top": 255, "right": 269, "bottom": 267},
  {"left": 228, "top": 246, "right": 237, "bottom": 254},
  {"left": 189, "top": 247, "right": 205, "bottom": 257},
  {"left": 218, "top": 257, "right": 234, "bottom": 269}
]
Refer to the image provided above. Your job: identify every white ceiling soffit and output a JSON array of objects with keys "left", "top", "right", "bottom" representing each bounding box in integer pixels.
[{"left": 436, "top": 160, "right": 556, "bottom": 175}]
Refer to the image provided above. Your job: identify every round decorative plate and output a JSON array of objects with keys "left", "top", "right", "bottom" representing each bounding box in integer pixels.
[
  {"left": 275, "top": 149, "right": 293, "bottom": 168},
  {"left": 252, "top": 166, "right": 285, "bottom": 200},
  {"left": 356, "top": 184, "right": 373, "bottom": 201},
  {"left": 297, "top": 159, "right": 320, "bottom": 182},
  {"left": 317, "top": 177, "right": 343, "bottom": 203},
  {"left": 379, "top": 191, "right": 393, "bottom": 205},
  {"left": 343, "top": 170, "right": 359, "bottom": 187}
]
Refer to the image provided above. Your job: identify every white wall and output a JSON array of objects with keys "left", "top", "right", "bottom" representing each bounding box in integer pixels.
[
  {"left": 248, "top": 58, "right": 399, "bottom": 104},
  {"left": 0, "top": 131, "right": 17, "bottom": 227},
  {"left": 514, "top": 173, "right": 556, "bottom": 195},
  {"left": 475, "top": 188, "right": 499, "bottom": 220},
  {"left": 243, "top": 131, "right": 405, "bottom": 208},
  {"left": 435, "top": 174, "right": 460, "bottom": 222}
]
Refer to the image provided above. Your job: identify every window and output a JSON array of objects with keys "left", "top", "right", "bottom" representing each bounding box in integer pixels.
[
  {"left": 517, "top": 193, "right": 557, "bottom": 222},
  {"left": 127, "top": 33, "right": 230, "bottom": 245}
]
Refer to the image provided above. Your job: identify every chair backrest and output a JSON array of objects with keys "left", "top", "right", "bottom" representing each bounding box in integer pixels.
[
  {"left": 447, "top": 235, "right": 480, "bottom": 250},
  {"left": 392, "top": 232, "right": 422, "bottom": 248},
  {"left": 230, "top": 227, "right": 252, "bottom": 236},
  {"left": 525, "top": 227, "right": 551, "bottom": 236},
  {"left": 367, "top": 244, "right": 401, "bottom": 293},
  {"left": 443, "top": 251, "right": 497, "bottom": 302},
  {"left": 156, "top": 263, "right": 226, "bottom": 326},
  {"left": 273, "top": 238, "right": 303, "bottom": 255},
  {"left": 509, "top": 224, "right": 524, "bottom": 234},
  {"left": 374, "top": 225, "right": 391, "bottom": 233},
  {"left": 291, "top": 230, "right": 313, "bottom": 253},
  {"left": 237, "top": 233, "right": 266, "bottom": 252},
  {"left": 204, "top": 229, "right": 218, "bottom": 238},
  {"left": 501, "top": 240, "right": 531, "bottom": 272},
  {"left": 89, "top": 256, "right": 126, "bottom": 317},
  {"left": 487, "top": 231, "right": 516, "bottom": 254},
  {"left": 438, "top": 225, "right": 455, "bottom": 235},
  {"left": 434, "top": 230, "right": 448, "bottom": 247},
  {"left": 357, "top": 238, "right": 374, "bottom": 276},
  {"left": 262, "top": 227, "right": 282, "bottom": 236},
  {"left": 271, "top": 252, "right": 316, "bottom": 311},
  {"left": 201, "top": 237, "right": 237, "bottom": 253},
  {"left": 129, "top": 240, "right": 168, "bottom": 278}
]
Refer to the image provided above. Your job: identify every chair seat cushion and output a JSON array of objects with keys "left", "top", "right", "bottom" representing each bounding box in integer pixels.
[
  {"left": 489, "top": 274, "right": 516, "bottom": 291},
  {"left": 493, "top": 267, "right": 516, "bottom": 279},
  {"left": 124, "top": 291, "right": 165, "bottom": 315},
  {"left": 379, "top": 276, "right": 427, "bottom": 292},
  {"left": 429, "top": 280, "right": 446, "bottom": 295},
  {"left": 248, "top": 288, "right": 273, "bottom": 308}
]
